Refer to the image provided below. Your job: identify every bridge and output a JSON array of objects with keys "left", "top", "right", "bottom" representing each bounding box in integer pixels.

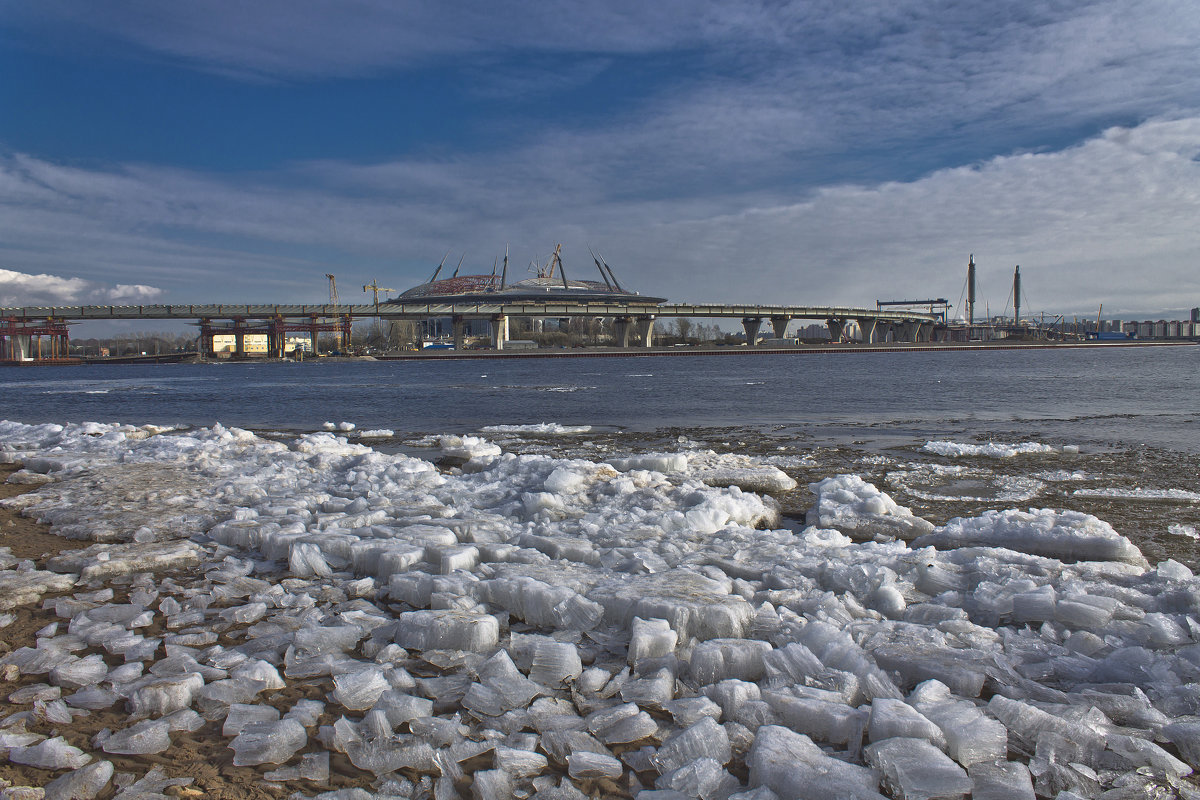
[{"left": 0, "top": 301, "right": 941, "bottom": 360}]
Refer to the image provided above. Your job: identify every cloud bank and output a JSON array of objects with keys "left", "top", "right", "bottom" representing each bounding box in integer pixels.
[
  {"left": 0, "top": 267, "right": 163, "bottom": 307},
  {"left": 2, "top": 117, "right": 1197, "bottom": 317}
]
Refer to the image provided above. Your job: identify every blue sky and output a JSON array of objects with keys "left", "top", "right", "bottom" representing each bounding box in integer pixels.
[{"left": 2, "top": 0, "right": 1200, "bottom": 324}]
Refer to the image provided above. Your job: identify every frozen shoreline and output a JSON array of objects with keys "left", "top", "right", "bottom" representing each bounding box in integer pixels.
[{"left": 2, "top": 421, "right": 1200, "bottom": 798}]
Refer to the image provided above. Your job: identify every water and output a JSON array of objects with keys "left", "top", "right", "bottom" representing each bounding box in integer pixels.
[
  {"left": 3, "top": 344, "right": 1199, "bottom": 565},
  {"left": 2, "top": 346, "right": 1197, "bottom": 449}
]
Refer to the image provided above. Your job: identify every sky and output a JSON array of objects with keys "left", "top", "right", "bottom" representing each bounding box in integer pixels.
[{"left": 2, "top": 0, "right": 1200, "bottom": 328}]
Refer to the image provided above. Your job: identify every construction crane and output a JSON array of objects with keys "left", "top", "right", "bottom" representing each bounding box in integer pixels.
[
  {"left": 363, "top": 279, "right": 396, "bottom": 341},
  {"left": 324, "top": 274, "right": 344, "bottom": 352}
]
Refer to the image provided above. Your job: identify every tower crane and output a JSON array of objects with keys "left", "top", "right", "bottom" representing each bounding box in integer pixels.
[{"left": 363, "top": 279, "right": 396, "bottom": 340}]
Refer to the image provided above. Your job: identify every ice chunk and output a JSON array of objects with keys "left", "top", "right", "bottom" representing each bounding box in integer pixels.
[
  {"left": 43, "top": 759, "right": 114, "bottom": 800},
  {"left": 0, "top": 569, "right": 77, "bottom": 611},
  {"left": 653, "top": 717, "right": 731, "bottom": 774},
  {"left": 911, "top": 681, "right": 1007, "bottom": 766},
  {"left": 629, "top": 616, "right": 679, "bottom": 663},
  {"left": 607, "top": 453, "right": 688, "bottom": 473},
  {"left": 47, "top": 540, "right": 205, "bottom": 580},
  {"left": 748, "top": 726, "right": 885, "bottom": 800},
  {"left": 566, "top": 750, "right": 623, "bottom": 780},
  {"left": 922, "top": 440, "right": 1057, "bottom": 458},
  {"left": 689, "top": 639, "right": 771, "bottom": 685},
  {"left": 290, "top": 542, "right": 333, "bottom": 578},
  {"left": 222, "top": 702, "right": 281, "bottom": 736},
  {"left": 864, "top": 737, "right": 972, "bottom": 800},
  {"left": 807, "top": 474, "right": 934, "bottom": 539},
  {"left": 393, "top": 609, "right": 500, "bottom": 652},
  {"left": 913, "top": 508, "right": 1146, "bottom": 565},
  {"left": 967, "top": 760, "right": 1034, "bottom": 800},
  {"left": 127, "top": 672, "right": 205, "bottom": 718},
  {"left": 371, "top": 691, "right": 433, "bottom": 728},
  {"left": 229, "top": 718, "right": 308, "bottom": 766},
  {"left": 8, "top": 736, "right": 92, "bottom": 770},
  {"left": 655, "top": 757, "right": 740, "bottom": 799},
  {"left": 495, "top": 745, "right": 548, "bottom": 778},
  {"left": 98, "top": 719, "right": 172, "bottom": 755},
  {"left": 529, "top": 641, "right": 583, "bottom": 688},
  {"left": 264, "top": 751, "right": 330, "bottom": 783},
  {"left": 762, "top": 690, "right": 867, "bottom": 752},
  {"left": 332, "top": 667, "right": 391, "bottom": 711},
  {"left": 868, "top": 698, "right": 945, "bottom": 747},
  {"left": 229, "top": 658, "right": 285, "bottom": 690}
]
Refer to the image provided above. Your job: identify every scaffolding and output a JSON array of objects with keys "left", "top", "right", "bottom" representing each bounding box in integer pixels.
[{"left": 1, "top": 317, "right": 75, "bottom": 363}]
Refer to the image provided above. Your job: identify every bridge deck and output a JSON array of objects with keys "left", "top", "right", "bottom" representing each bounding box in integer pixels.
[{"left": 0, "top": 302, "right": 938, "bottom": 323}]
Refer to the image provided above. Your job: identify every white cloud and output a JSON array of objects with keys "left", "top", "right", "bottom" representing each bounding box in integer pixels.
[
  {"left": 0, "top": 267, "right": 164, "bottom": 307},
  {"left": 1, "top": 117, "right": 1198, "bottom": 317}
]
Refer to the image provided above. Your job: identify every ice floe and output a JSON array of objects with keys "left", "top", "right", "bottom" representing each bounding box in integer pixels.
[{"left": 922, "top": 440, "right": 1062, "bottom": 458}]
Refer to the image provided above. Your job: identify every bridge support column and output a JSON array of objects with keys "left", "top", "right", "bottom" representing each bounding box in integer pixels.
[
  {"left": 451, "top": 316, "right": 466, "bottom": 350},
  {"left": 827, "top": 318, "right": 845, "bottom": 343},
  {"left": 742, "top": 317, "right": 763, "bottom": 346},
  {"left": 309, "top": 318, "right": 320, "bottom": 355},
  {"left": 770, "top": 316, "right": 790, "bottom": 340},
  {"left": 490, "top": 315, "right": 509, "bottom": 350},
  {"left": 856, "top": 317, "right": 878, "bottom": 344},
  {"left": 633, "top": 316, "right": 655, "bottom": 347},
  {"left": 612, "top": 316, "right": 633, "bottom": 348},
  {"left": 898, "top": 321, "right": 918, "bottom": 342},
  {"left": 233, "top": 319, "right": 245, "bottom": 359},
  {"left": 198, "top": 320, "right": 215, "bottom": 358},
  {"left": 917, "top": 322, "right": 934, "bottom": 342}
]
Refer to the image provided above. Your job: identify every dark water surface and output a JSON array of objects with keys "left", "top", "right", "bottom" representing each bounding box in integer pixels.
[{"left": 2, "top": 346, "right": 1197, "bottom": 450}]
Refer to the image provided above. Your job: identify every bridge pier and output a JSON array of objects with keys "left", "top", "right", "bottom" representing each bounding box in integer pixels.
[
  {"left": 827, "top": 318, "right": 845, "bottom": 343},
  {"left": 452, "top": 316, "right": 466, "bottom": 350},
  {"left": 917, "top": 321, "right": 934, "bottom": 343},
  {"left": 770, "top": 316, "right": 790, "bottom": 339},
  {"left": 742, "top": 317, "right": 763, "bottom": 346},
  {"left": 633, "top": 315, "right": 656, "bottom": 347},
  {"left": 856, "top": 317, "right": 878, "bottom": 344},
  {"left": 898, "top": 321, "right": 919, "bottom": 342},
  {"left": 490, "top": 315, "right": 509, "bottom": 350},
  {"left": 612, "top": 316, "right": 632, "bottom": 348}
]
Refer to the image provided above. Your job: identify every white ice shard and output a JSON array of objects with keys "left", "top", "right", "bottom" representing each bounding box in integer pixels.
[
  {"left": 807, "top": 475, "right": 934, "bottom": 539},
  {"left": 229, "top": 718, "right": 308, "bottom": 766},
  {"left": 8, "top": 736, "right": 92, "bottom": 770},
  {"left": 748, "top": 725, "right": 885, "bottom": 800},
  {"left": 864, "top": 737, "right": 972, "bottom": 800},
  {"left": 913, "top": 508, "right": 1146, "bottom": 565}
]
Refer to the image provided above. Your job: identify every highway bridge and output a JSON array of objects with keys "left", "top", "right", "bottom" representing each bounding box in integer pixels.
[{"left": 1, "top": 301, "right": 941, "bottom": 359}]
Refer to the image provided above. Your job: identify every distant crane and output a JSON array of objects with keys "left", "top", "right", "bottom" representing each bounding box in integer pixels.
[
  {"left": 363, "top": 279, "right": 396, "bottom": 339},
  {"left": 325, "top": 273, "right": 344, "bottom": 351}
]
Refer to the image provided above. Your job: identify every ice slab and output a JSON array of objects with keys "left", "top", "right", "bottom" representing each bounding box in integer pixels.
[
  {"left": 0, "top": 569, "right": 78, "bottom": 611},
  {"left": 229, "top": 718, "right": 308, "bottom": 766},
  {"left": 7, "top": 736, "right": 92, "bottom": 770},
  {"left": 807, "top": 474, "right": 934, "bottom": 540},
  {"left": 864, "top": 737, "right": 972, "bottom": 800},
  {"left": 42, "top": 759, "right": 114, "bottom": 800},
  {"left": 913, "top": 508, "right": 1146, "bottom": 565},
  {"left": 748, "top": 725, "right": 885, "bottom": 800}
]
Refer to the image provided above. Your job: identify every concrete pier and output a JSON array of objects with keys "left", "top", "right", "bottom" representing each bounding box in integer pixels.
[
  {"left": 770, "top": 315, "right": 790, "bottom": 339},
  {"left": 742, "top": 317, "right": 763, "bottom": 346},
  {"left": 633, "top": 315, "right": 656, "bottom": 347}
]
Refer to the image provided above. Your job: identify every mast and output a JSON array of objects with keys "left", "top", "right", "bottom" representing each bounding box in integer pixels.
[
  {"left": 967, "top": 254, "right": 976, "bottom": 327},
  {"left": 451, "top": 253, "right": 465, "bottom": 279},
  {"left": 428, "top": 251, "right": 450, "bottom": 283},
  {"left": 500, "top": 245, "right": 509, "bottom": 290},
  {"left": 589, "top": 246, "right": 614, "bottom": 289},
  {"left": 1013, "top": 266, "right": 1021, "bottom": 325}
]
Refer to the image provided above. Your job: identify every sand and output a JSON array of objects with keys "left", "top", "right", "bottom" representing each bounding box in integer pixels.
[{"left": 0, "top": 463, "right": 376, "bottom": 798}]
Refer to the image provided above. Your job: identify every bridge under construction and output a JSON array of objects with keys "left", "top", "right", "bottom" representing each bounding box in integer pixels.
[{"left": 0, "top": 301, "right": 941, "bottom": 362}]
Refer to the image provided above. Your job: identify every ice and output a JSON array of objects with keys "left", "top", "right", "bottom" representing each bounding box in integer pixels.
[
  {"left": 42, "top": 759, "right": 114, "bottom": 800},
  {"left": 331, "top": 666, "right": 391, "bottom": 711},
  {"left": 629, "top": 616, "right": 679, "bottom": 663},
  {"left": 229, "top": 718, "right": 308, "bottom": 766},
  {"left": 264, "top": 751, "right": 331, "bottom": 783},
  {"left": 0, "top": 569, "right": 78, "bottom": 611},
  {"left": 7, "top": 736, "right": 92, "bottom": 770},
  {"left": 807, "top": 475, "right": 934, "bottom": 539},
  {"left": 966, "top": 760, "right": 1034, "bottom": 800},
  {"left": 371, "top": 691, "right": 432, "bottom": 727},
  {"left": 529, "top": 641, "right": 583, "bottom": 687},
  {"left": 290, "top": 542, "right": 333, "bottom": 577},
  {"left": 221, "top": 702, "right": 281, "bottom": 735},
  {"left": 864, "top": 737, "right": 972, "bottom": 800},
  {"left": 440, "top": 434, "right": 501, "bottom": 465},
  {"left": 689, "top": 639, "right": 772, "bottom": 685},
  {"left": 495, "top": 744, "right": 549, "bottom": 777},
  {"left": 393, "top": 609, "right": 500, "bottom": 652},
  {"left": 910, "top": 681, "right": 1008, "bottom": 766},
  {"left": 46, "top": 540, "right": 205, "bottom": 580},
  {"left": 567, "top": 750, "right": 623, "bottom": 779},
  {"left": 913, "top": 508, "right": 1146, "bottom": 565},
  {"left": 97, "top": 719, "right": 172, "bottom": 755},
  {"left": 481, "top": 423, "right": 592, "bottom": 435},
  {"left": 653, "top": 717, "right": 731, "bottom": 774},
  {"left": 868, "top": 698, "right": 945, "bottom": 747},
  {"left": 922, "top": 441, "right": 1058, "bottom": 458},
  {"left": 607, "top": 453, "right": 688, "bottom": 473},
  {"left": 747, "top": 726, "right": 885, "bottom": 800},
  {"left": 655, "top": 757, "right": 740, "bottom": 799},
  {"left": 126, "top": 672, "right": 204, "bottom": 717}
]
